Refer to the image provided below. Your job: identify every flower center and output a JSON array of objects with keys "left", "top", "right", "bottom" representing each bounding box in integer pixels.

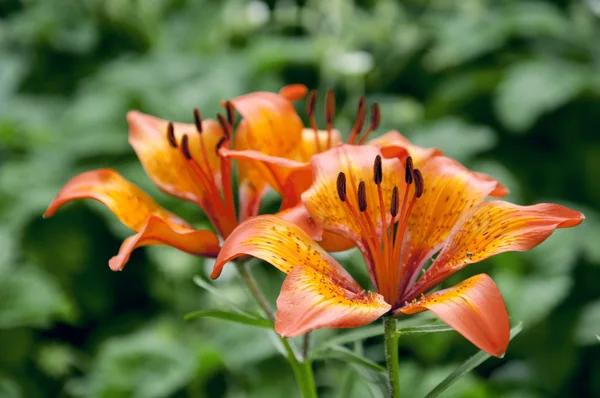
[{"left": 335, "top": 155, "right": 424, "bottom": 305}]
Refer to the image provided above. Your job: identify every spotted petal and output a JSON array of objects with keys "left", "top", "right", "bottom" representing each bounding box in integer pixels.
[
  {"left": 408, "top": 201, "right": 584, "bottom": 297},
  {"left": 397, "top": 274, "right": 510, "bottom": 357},
  {"left": 128, "top": 110, "right": 224, "bottom": 205},
  {"left": 370, "top": 130, "right": 442, "bottom": 167}
]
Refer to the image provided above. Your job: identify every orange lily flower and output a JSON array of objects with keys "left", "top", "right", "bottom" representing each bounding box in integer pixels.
[
  {"left": 44, "top": 86, "right": 309, "bottom": 271},
  {"left": 210, "top": 144, "right": 583, "bottom": 356}
]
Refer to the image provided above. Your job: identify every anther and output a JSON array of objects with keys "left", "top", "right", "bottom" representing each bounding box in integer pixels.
[
  {"left": 358, "top": 181, "right": 367, "bottom": 212},
  {"left": 224, "top": 101, "right": 235, "bottom": 127},
  {"left": 216, "top": 114, "right": 231, "bottom": 139},
  {"left": 167, "top": 122, "right": 177, "bottom": 148},
  {"left": 307, "top": 90, "right": 317, "bottom": 119},
  {"left": 348, "top": 96, "right": 366, "bottom": 144},
  {"left": 181, "top": 134, "right": 192, "bottom": 160},
  {"left": 325, "top": 89, "right": 335, "bottom": 127},
  {"left": 336, "top": 172, "right": 347, "bottom": 202},
  {"left": 413, "top": 169, "right": 424, "bottom": 198},
  {"left": 373, "top": 155, "right": 383, "bottom": 185},
  {"left": 404, "top": 156, "right": 414, "bottom": 185},
  {"left": 370, "top": 103, "right": 380, "bottom": 131},
  {"left": 390, "top": 186, "right": 399, "bottom": 217},
  {"left": 215, "top": 136, "right": 227, "bottom": 155},
  {"left": 193, "top": 109, "right": 203, "bottom": 133}
]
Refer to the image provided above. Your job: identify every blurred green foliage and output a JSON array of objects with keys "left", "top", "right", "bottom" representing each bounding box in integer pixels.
[{"left": 1, "top": 0, "right": 599, "bottom": 397}]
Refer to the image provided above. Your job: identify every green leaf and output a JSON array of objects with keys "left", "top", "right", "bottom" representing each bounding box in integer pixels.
[
  {"left": 313, "top": 345, "right": 385, "bottom": 372},
  {"left": 192, "top": 275, "right": 256, "bottom": 316},
  {"left": 184, "top": 310, "right": 273, "bottom": 329},
  {"left": 574, "top": 299, "right": 600, "bottom": 346},
  {"left": 316, "top": 324, "right": 384, "bottom": 351},
  {"left": 424, "top": 322, "right": 524, "bottom": 398},
  {"left": 397, "top": 324, "right": 455, "bottom": 336}
]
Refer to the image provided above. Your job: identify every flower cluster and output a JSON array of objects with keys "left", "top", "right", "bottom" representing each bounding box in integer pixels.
[{"left": 46, "top": 85, "right": 583, "bottom": 358}]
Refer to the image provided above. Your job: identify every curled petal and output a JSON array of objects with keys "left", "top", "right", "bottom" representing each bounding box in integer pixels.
[
  {"left": 44, "top": 169, "right": 190, "bottom": 232},
  {"left": 370, "top": 130, "right": 442, "bottom": 167},
  {"left": 109, "top": 216, "right": 220, "bottom": 271},
  {"left": 277, "top": 204, "right": 323, "bottom": 242},
  {"left": 127, "top": 111, "right": 224, "bottom": 204},
  {"left": 398, "top": 157, "right": 503, "bottom": 294},
  {"left": 410, "top": 201, "right": 584, "bottom": 296},
  {"left": 231, "top": 91, "right": 304, "bottom": 218},
  {"left": 210, "top": 215, "right": 359, "bottom": 293},
  {"left": 276, "top": 264, "right": 390, "bottom": 337},
  {"left": 397, "top": 274, "right": 510, "bottom": 357}
]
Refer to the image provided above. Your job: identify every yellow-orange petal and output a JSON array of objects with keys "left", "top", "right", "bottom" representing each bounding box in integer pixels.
[
  {"left": 127, "top": 110, "right": 224, "bottom": 204},
  {"left": 369, "top": 130, "right": 442, "bottom": 167},
  {"left": 410, "top": 201, "right": 584, "bottom": 296},
  {"left": 275, "top": 264, "right": 390, "bottom": 337},
  {"left": 276, "top": 204, "right": 323, "bottom": 242},
  {"left": 302, "top": 144, "right": 404, "bottom": 247},
  {"left": 210, "top": 215, "right": 358, "bottom": 287},
  {"left": 231, "top": 91, "right": 304, "bottom": 218},
  {"left": 44, "top": 169, "right": 190, "bottom": 232},
  {"left": 399, "top": 157, "right": 504, "bottom": 290},
  {"left": 109, "top": 215, "right": 220, "bottom": 271},
  {"left": 295, "top": 127, "right": 343, "bottom": 163},
  {"left": 397, "top": 274, "right": 510, "bottom": 357}
]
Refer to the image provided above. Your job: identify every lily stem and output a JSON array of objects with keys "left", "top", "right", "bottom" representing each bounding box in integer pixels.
[
  {"left": 302, "top": 332, "right": 311, "bottom": 360},
  {"left": 234, "top": 260, "right": 317, "bottom": 398},
  {"left": 384, "top": 316, "right": 401, "bottom": 398}
]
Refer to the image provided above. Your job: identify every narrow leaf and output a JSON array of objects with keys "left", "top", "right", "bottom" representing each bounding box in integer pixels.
[
  {"left": 396, "top": 324, "right": 455, "bottom": 336},
  {"left": 314, "top": 345, "right": 385, "bottom": 372},
  {"left": 316, "top": 324, "right": 384, "bottom": 352},
  {"left": 424, "top": 322, "right": 523, "bottom": 398},
  {"left": 192, "top": 275, "right": 254, "bottom": 316},
  {"left": 184, "top": 310, "right": 273, "bottom": 328}
]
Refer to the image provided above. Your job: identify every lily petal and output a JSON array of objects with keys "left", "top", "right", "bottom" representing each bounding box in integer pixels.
[
  {"left": 127, "top": 110, "right": 224, "bottom": 204},
  {"left": 397, "top": 274, "right": 510, "bottom": 357},
  {"left": 409, "top": 201, "right": 584, "bottom": 296},
  {"left": 276, "top": 264, "right": 390, "bottom": 337},
  {"left": 302, "top": 144, "right": 404, "bottom": 247},
  {"left": 210, "top": 215, "right": 358, "bottom": 282},
  {"left": 44, "top": 169, "right": 190, "bottom": 231},
  {"left": 109, "top": 216, "right": 220, "bottom": 271},
  {"left": 231, "top": 91, "right": 304, "bottom": 219},
  {"left": 399, "top": 157, "right": 504, "bottom": 294},
  {"left": 296, "top": 128, "right": 343, "bottom": 162},
  {"left": 369, "top": 130, "right": 442, "bottom": 167}
]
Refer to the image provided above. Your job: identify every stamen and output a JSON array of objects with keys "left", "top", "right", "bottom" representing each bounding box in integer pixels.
[
  {"left": 307, "top": 90, "right": 321, "bottom": 153},
  {"left": 373, "top": 155, "right": 383, "bottom": 185},
  {"left": 166, "top": 122, "right": 177, "bottom": 148},
  {"left": 336, "top": 172, "right": 347, "bottom": 202},
  {"left": 325, "top": 89, "right": 335, "bottom": 149},
  {"left": 405, "top": 156, "right": 414, "bottom": 184},
  {"left": 193, "top": 109, "right": 203, "bottom": 133},
  {"left": 348, "top": 96, "right": 366, "bottom": 144},
  {"left": 215, "top": 136, "right": 227, "bottom": 155},
  {"left": 390, "top": 186, "right": 399, "bottom": 218},
  {"left": 413, "top": 169, "right": 424, "bottom": 198},
  {"left": 181, "top": 134, "right": 192, "bottom": 159},
  {"left": 357, "top": 181, "right": 367, "bottom": 212},
  {"left": 357, "top": 103, "right": 380, "bottom": 145}
]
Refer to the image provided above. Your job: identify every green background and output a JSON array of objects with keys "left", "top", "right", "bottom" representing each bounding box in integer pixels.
[{"left": 1, "top": 0, "right": 599, "bottom": 397}]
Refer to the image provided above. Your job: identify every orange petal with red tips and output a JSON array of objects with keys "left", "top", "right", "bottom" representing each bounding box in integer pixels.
[
  {"left": 411, "top": 201, "right": 584, "bottom": 295},
  {"left": 275, "top": 264, "right": 390, "bottom": 337},
  {"left": 231, "top": 91, "right": 304, "bottom": 218},
  {"left": 399, "top": 157, "right": 505, "bottom": 291},
  {"left": 210, "top": 215, "right": 357, "bottom": 285},
  {"left": 109, "top": 215, "right": 220, "bottom": 271},
  {"left": 397, "top": 274, "right": 510, "bottom": 357},
  {"left": 127, "top": 110, "right": 224, "bottom": 204},
  {"left": 44, "top": 169, "right": 190, "bottom": 232},
  {"left": 369, "top": 130, "right": 442, "bottom": 167},
  {"left": 302, "top": 144, "right": 404, "bottom": 247}
]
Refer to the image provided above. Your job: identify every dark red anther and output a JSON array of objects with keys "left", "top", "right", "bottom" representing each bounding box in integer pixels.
[
  {"left": 167, "top": 122, "right": 177, "bottom": 148},
  {"left": 358, "top": 181, "right": 367, "bottom": 212},
  {"left": 193, "top": 109, "right": 203, "bottom": 133},
  {"left": 336, "top": 172, "right": 347, "bottom": 202}
]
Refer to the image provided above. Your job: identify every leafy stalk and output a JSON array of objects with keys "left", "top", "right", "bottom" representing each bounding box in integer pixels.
[{"left": 383, "top": 316, "right": 401, "bottom": 398}]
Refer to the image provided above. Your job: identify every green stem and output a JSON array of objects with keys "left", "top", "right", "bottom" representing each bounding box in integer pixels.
[
  {"left": 384, "top": 316, "right": 400, "bottom": 398},
  {"left": 234, "top": 261, "right": 317, "bottom": 398}
]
